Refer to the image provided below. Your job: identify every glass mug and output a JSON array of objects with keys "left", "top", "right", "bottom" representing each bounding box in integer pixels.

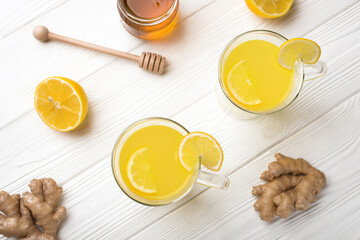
[
  {"left": 111, "top": 118, "right": 229, "bottom": 206},
  {"left": 217, "top": 30, "right": 327, "bottom": 119}
]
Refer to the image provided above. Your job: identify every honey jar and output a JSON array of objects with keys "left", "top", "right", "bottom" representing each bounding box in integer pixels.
[{"left": 117, "top": 0, "right": 179, "bottom": 40}]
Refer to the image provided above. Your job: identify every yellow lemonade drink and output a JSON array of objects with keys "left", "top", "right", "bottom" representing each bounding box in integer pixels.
[
  {"left": 221, "top": 38, "right": 295, "bottom": 113},
  {"left": 112, "top": 118, "right": 198, "bottom": 205}
]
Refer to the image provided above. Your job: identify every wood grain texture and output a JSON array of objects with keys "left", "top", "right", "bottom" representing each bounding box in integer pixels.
[
  {"left": 50, "top": 41, "right": 360, "bottom": 239},
  {"left": 0, "top": 0, "right": 214, "bottom": 128},
  {"left": 0, "top": 0, "right": 357, "bottom": 128},
  {"left": 0, "top": 0, "right": 357, "bottom": 185},
  {"left": 0, "top": 0, "right": 359, "bottom": 239},
  {"left": 133, "top": 94, "right": 360, "bottom": 240},
  {"left": 0, "top": 0, "right": 67, "bottom": 39}
]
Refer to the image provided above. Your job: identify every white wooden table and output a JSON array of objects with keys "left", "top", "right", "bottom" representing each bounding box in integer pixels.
[{"left": 1, "top": 0, "right": 359, "bottom": 239}]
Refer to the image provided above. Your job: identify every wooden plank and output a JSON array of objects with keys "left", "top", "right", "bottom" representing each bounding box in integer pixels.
[
  {"left": 48, "top": 38, "right": 360, "bottom": 239},
  {"left": 172, "top": 37, "right": 360, "bottom": 177},
  {"left": 1, "top": 0, "right": 358, "bottom": 188},
  {"left": 56, "top": 156, "right": 208, "bottom": 239},
  {"left": 0, "top": 0, "right": 357, "bottom": 129},
  {"left": 5, "top": 12, "right": 360, "bottom": 240},
  {"left": 0, "top": 1, "right": 358, "bottom": 239},
  {"left": 0, "top": 0, "right": 214, "bottom": 128},
  {"left": 0, "top": 0, "right": 213, "bottom": 40},
  {"left": 132, "top": 94, "right": 360, "bottom": 240},
  {"left": 0, "top": 0, "right": 66, "bottom": 39},
  {"left": 0, "top": 0, "right": 357, "bottom": 187}
]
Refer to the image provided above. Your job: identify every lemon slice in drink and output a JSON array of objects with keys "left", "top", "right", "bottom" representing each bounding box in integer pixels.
[
  {"left": 127, "top": 147, "right": 157, "bottom": 194},
  {"left": 226, "top": 60, "right": 261, "bottom": 106},
  {"left": 277, "top": 38, "right": 321, "bottom": 70},
  {"left": 34, "top": 76, "right": 88, "bottom": 132},
  {"left": 179, "top": 132, "right": 224, "bottom": 172},
  {"left": 245, "top": 0, "right": 294, "bottom": 18}
]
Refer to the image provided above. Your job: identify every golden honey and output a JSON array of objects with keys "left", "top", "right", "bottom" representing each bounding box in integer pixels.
[{"left": 117, "top": 0, "right": 179, "bottom": 40}]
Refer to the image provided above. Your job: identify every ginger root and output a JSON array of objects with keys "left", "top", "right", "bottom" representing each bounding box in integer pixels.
[
  {"left": 253, "top": 153, "right": 326, "bottom": 221},
  {"left": 0, "top": 178, "right": 66, "bottom": 239},
  {"left": 0, "top": 192, "right": 40, "bottom": 238}
]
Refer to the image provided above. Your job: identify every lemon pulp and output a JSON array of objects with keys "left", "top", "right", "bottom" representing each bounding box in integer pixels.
[
  {"left": 277, "top": 38, "right": 321, "bottom": 70},
  {"left": 127, "top": 147, "right": 157, "bottom": 194},
  {"left": 179, "top": 132, "right": 223, "bottom": 172},
  {"left": 34, "top": 77, "right": 88, "bottom": 132},
  {"left": 245, "top": 0, "right": 294, "bottom": 18}
]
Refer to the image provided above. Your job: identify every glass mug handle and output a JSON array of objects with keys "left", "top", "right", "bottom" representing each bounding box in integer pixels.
[
  {"left": 304, "top": 61, "right": 327, "bottom": 81},
  {"left": 196, "top": 171, "right": 230, "bottom": 190}
]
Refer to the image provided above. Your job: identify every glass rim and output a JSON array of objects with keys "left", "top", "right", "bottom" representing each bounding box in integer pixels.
[
  {"left": 117, "top": 0, "right": 179, "bottom": 26},
  {"left": 218, "top": 29, "right": 305, "bottom": 116},
  {"left": 111, "top": 117, "right": 201, "bottom": 207}
]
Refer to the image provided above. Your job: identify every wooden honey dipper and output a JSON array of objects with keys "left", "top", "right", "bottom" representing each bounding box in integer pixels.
[{"left": 33, "top": 25, "right": 166, "bottom": 74}]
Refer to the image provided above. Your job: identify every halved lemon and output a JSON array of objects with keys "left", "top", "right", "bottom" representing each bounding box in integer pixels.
[
  {"left": 127, "top": 147, "right": 157, "bottom": 194},
  {"left": 226, "top": 60, "right": 261, "bottom": 106},
  {"left": 178, "top": 132, "right": 224, "bottom": 172},
  {"left": 245, "top": 0, "right": 294, "bottom": 18},
  {"left": 34, "top": 76, "right": 88, "bottom": 132},
  {"left": 277, "top": 38, "right": 321, "bottom": 70}
]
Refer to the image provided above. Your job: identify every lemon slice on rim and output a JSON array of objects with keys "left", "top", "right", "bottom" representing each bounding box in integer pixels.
[
  {"left": 178, "top": 132, "right": 224, "bottom": 172},
  {"left": 226, "top": 60, "right": 261, "bottom": 106},
  {"left": 245, "top": 0, "right": 294, "bottom": 18},
  {"left": 277, "top": 38, "right": 321, "bottom": 70},
  {"left": 34, "top": 76, "right": 88, "bottom": 132},
  {"left": 127, "top": 147, "right": 157, "bottom": 194}
]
